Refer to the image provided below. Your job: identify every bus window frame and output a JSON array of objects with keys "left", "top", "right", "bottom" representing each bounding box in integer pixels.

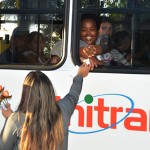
[
  {"left": 0, "top": 0, "right": 70, "bottom": 70},
  {"left": 71, "top": 0, "right": 150, "bottom": 74}
]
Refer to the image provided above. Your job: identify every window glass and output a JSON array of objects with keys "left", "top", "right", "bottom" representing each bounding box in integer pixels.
[
  {"left": 0, "top": 0, "right": 64, "bottom": 9},
  {"left": 106, "top": 13, "right": 150, "bottom": 67},
  {"left": 133, "top": 14, "right": 150, "bottom": 66},
  {"left": 0, "top": 13, "right": 63, "bottom": 65},
  {"left": 80, "top": 0, "right": 99, "bottom": 8},
  {"left": 0, "top": 0, "right": 64, "bottom": 66},
  {"left": 80, "top": 0, "right": 150, "bottom": 9}
]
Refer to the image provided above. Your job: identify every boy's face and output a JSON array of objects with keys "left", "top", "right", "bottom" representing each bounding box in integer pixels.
[
  {"left": 119, "top": 41, "right": 130, "bottom": 52},
  {"left": 99, "top": 22, "right": 113, "bottom": 36},
  {"left": 80, "top": 18, "right": 98, "bottom": 45}
]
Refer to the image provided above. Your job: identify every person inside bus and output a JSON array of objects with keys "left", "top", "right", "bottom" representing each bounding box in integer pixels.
[
  {"left": 89, "top": 28, "right": 131, "bottom": 66},
  {"left": 110, "top": 29, "right": 131, "bottom": 66},
  {"left": 96, "top": 15, "right": 114, "bottom": 66},
  {"left": 79, "top": 13, "right": 105, "bottom": 67},
  {"left": 79, "top": 13, "right": 113, "bottom": 67},
  {"left": 0, "top": 27, "right": 29, "bottom": 64},
  {"left": 0, "top": 62, "right": 91, "bottom": 150},
  {"left": 96, "top": 15, "right": 113, "bottom": 45},
  {"left": 23, "top": 31, "right": 51, "bottom": 64}
]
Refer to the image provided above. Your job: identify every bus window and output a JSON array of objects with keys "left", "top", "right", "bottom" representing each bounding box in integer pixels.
[
  {"left": 72, "top": 0, "right": 150, "bottom": 73},
  {"left": 0, "top": 0, "right": 66, "bottom": 69},
  {"left": 80, "top": 0, "right": 150, "bottom": 9}
]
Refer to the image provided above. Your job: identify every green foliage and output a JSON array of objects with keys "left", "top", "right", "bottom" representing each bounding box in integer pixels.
[{"left": 104, "top": 0, "right": 126, "bottom": 8}]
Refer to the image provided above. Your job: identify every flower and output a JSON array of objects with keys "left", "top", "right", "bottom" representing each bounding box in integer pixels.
[{"left": 0, "top": 84, "right": 12, "bottom": 106}]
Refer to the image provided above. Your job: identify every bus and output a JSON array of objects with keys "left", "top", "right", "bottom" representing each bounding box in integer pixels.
[{"left": 0, "top": 0, "right": 150, "bottom": 149}]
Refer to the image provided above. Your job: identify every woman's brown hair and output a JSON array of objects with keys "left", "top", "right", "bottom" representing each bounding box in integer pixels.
[{"left": 17, "top": 71, "right": 64, "bottom": 150}]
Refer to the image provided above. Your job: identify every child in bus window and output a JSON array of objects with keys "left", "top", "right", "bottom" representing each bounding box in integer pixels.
[
  {"left": 110, "top": 29, "right": 131, "bottom": 66},
  {"left": 96, "top": 15, "right": 114, "bottom": 44},
  {"left": 96, "top": 15, "right": 114, "bottom": 66}
]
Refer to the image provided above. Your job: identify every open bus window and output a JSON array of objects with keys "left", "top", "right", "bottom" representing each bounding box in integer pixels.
[
  {"left": 76, "top": 0, "right": 150, "bottom": 72},
  {"left": 79, "top": 13, "right": 150, "bottom": 68},
  {"left": 0, "top": 0, "right": 65, "bottom": 68}
]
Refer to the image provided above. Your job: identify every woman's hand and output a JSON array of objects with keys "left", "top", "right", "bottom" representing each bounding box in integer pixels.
[
  {"left": 1, "top": 103, "right": 13, "bottom": 118},
  {"left": 77, "top": 63, "right": 91, "bottom": 77},
  {"left": 80, "top": 57, "right": 104, "bottom": 70}
]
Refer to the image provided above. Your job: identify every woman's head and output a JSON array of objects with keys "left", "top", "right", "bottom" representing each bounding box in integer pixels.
[
  {"left": 80, "top": 13, "right": 99, "bottom": 45},
  {"left": 18, "top": 71, "right": 64, "bottom": 150},
  {"left": 18, "top": 71, "right": 56, "bottom": 113},
  {"left": 28, "top": 31, "right": 45, "bottom": 53}
]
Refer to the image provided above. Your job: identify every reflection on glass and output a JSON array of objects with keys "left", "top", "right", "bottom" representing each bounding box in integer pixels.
[
  {"left": 39, "top": 47, "right": 51, "bottom": 65},
  {"left": 80, "top": 0, "right": 150, "bottom": 9},
  {"left": 0, "top": 13, "right": 63, "bottom": 65},
  {"left": 0, "top": 0, "right": 65, "bottom": 9}
]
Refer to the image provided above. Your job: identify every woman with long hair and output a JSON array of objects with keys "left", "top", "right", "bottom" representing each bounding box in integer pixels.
[{"left": 0, "top": 63, "right": 90, "bottom": 150}]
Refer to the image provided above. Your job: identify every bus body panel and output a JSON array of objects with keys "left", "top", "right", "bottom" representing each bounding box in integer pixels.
[
  {"left": 0, "top": 1, "right": 150, "bottom": 149},
  {"left": 0, "top": 66, "right": 150, "bottom": 150}
]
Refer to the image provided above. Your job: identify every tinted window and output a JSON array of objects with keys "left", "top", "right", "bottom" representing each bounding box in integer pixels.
[{"left": 0, "top": 0, "right": 65, "bottom": 69}]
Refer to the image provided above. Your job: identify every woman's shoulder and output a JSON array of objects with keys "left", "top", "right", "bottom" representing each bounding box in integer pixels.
[
  {"left": 80, "top": 40, "right": 88, "bottom": 47},
  {"left": 9, "top": 112, "right": 25, "bottom": 125}
]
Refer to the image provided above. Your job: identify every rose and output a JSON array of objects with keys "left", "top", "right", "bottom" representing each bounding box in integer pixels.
[
  {"left": 2, "top": 90, "right": 9, "bottom": 97},
  {"left": 0, "top": 85, "right": 12, "bottom": 105},
  {"left": 0, "top": 85, "right": 2, "bottom": 91}
]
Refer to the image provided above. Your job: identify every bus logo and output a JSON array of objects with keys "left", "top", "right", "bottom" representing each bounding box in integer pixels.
[{"left": 69, "top": 94, "right": 148, "bottom": 134}]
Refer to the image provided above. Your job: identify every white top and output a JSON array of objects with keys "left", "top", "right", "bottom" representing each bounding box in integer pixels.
[{"left": 51, "top": 40, "right": 63, "bottom": 58}]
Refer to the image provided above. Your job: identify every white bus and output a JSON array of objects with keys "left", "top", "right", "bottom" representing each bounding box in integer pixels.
[{"left": 0, "top": 0, "right": 150, "bottom": 150}]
